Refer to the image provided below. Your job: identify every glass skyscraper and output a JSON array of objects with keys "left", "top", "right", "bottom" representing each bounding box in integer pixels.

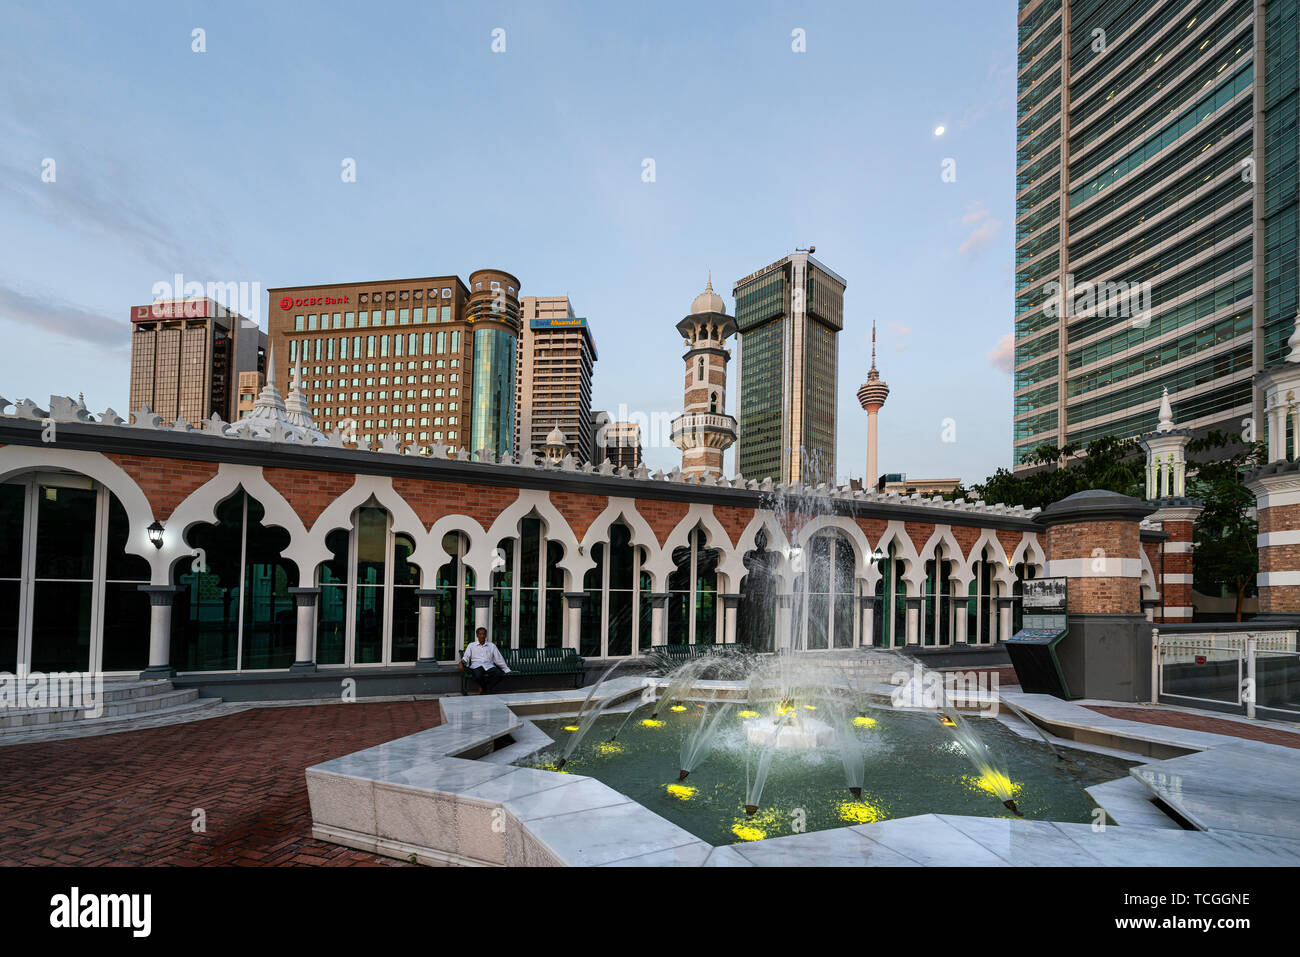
[
  {"left": 1014, "top": 0, "right": 1291, "bottom": 468},
  {"left": 733, "top": 250, "right": 845, "bottom": 484}
]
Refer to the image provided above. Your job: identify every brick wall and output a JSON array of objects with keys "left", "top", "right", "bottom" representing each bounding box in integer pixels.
[
  {"left": 390, "top": 477, "right": 517, "bottom": 531},
  {"left": 106, "top": 454, "right": 218, "bottom": 522},
  {"left": 1047, "top": 520, "right": 1141, "bottom": 615}
]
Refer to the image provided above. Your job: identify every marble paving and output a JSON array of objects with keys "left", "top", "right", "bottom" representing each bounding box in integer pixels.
[{"left": 307, "top": 684, "right": 1300, "bottom": 866}]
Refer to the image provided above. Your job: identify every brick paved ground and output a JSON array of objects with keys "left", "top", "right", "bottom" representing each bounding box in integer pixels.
[
  {"left": 1088, "top": 705, "right": 1300, "bottom": 750},
  {"left": 0, "top": 701, "right": 443, "bottom": 866}
]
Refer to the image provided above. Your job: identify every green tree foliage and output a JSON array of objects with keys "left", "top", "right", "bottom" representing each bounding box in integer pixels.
[
  {"left": 1185, "top": 431, "right": 1262, "bottom": 621},
  {"left": 966, "top": 430, "right": 1262, "bottom": 621},
  {"left": 968, "top": 436, "right": 1144, "bottom": 512}
]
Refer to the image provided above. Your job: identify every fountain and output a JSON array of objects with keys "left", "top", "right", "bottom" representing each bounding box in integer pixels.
[
  {"left": 523, "top": 477, "right": 1081, "bottom": 839},
  {"left": 678, "top": 700, "right": 734, "bottom": 780}
]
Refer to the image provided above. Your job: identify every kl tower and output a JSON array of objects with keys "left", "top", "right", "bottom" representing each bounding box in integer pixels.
[{"left": 856, "top": 322, "right": 890, "bottom": 489}]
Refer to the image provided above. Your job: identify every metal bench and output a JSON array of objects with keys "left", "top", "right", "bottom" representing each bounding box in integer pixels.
[
  {"left": 652, "top": 644, "right": 725, "bottom": 666},
  {"left": 460, "top": 646, "right": 586, "bottom": 694}
]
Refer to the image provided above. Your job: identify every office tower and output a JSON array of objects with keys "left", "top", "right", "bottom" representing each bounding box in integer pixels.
[
  {"left": 1014, "top": 1, "right": 1268, "bottom": 469},
  {"left": 588, "top": 410, "right": 643, "bottom": 468},
  {"left": 517, "top": 296, "right": 597, "bottom": 462},
  {"left": 733, "top": 249, "right": 844, "bottom": 484},
  {"left": 671, "top": 277, "right": 738, "bottom": 478},
  {"left": 128, "top": 298, "right": 265, "bottom": 424},
  {"left": 266, "top": 268, "right": 520, "bottom": 454}
]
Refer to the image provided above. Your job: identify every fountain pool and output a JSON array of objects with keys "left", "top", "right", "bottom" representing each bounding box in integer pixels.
[{"left": 519, "top": 705, "right": 1135, "bottom": 846}]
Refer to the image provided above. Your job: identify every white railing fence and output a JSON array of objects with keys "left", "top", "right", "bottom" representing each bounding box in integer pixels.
[{"left": 1152, "top": 628, "right": 1300, "bottom": 720}]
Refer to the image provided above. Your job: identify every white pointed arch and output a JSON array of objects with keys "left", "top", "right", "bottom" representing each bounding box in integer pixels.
[
  {"left": 578, "top": 497, "right": 661, "bottom": 588},
  {"left": 426, "top": 514, "right": 488, "bottom": 585},
  {"left": 303, "top": 474, "right": 431, "bottom": 576},
  {"left": 729, "top": 511, "right": 793, "bottom": 590},
  {"left": 165, "top": 463, "right": 308, "bottom": 585},
  {"left": 789, "top": 514, "right": 874, "bottom": 587},
  {"left": 871, "top": 520, "right": 925, "bottom": 594},
  {"left": 645, "top": 503, "right": 735, "bottom": 591},
  {"left": 1008, "top": 532, "right": 1047, "bottom": 578},
  {"left": 966, "top": 526, "right": 1018, "bottom": 593},
  {"left": 0, "top": 445, "right": 162, "bottom": 581},
  {"left": 920, "top": 522, "right": 972, "bottom": 590},
  {"left": 481, "top": 489, "right": 587, "bottom": 588}
]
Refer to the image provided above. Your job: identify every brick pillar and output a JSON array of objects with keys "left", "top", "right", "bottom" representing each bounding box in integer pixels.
[
  {"left": 1037, "top": 489, "right": 1155, "bottom": 701},
  {"left": 1146, "top": 504, "right": 1202, "bottom": 623},
  {"left": 1245, "top": 466, "right": 1300, "bottom": 619}
]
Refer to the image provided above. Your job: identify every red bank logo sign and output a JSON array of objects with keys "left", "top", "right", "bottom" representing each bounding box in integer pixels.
[{"left": 279, "top": 295, "right": 350, "bottom": 310}]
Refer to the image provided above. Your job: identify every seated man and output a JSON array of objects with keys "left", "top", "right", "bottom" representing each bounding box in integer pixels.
[{"left": 460, "top": 627, "right": 511, "bottom": 695}]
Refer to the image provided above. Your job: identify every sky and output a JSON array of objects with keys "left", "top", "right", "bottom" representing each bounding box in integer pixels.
[{"left": 0, "top": 0, "right": 1018, "bottom": 486}]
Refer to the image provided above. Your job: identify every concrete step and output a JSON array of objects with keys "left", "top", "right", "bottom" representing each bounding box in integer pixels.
[
  {"left": 0, "top": 695, "right": 227, "bottom": 743},
  {"left": 0, "top": 687, "right": 202, "bottom": 729}
]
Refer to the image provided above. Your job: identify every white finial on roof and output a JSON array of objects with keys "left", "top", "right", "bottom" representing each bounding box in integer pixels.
[
  {"left": 1287, "top": 315, "right": 1300, "bottom": 363},
  {"left": 1157, "top": 387, "right": 1174, "bottom": 432}
]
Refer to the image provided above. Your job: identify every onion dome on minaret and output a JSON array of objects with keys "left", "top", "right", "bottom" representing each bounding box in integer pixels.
[
  {"left": 856, "top": 322, "right": 890, "bottom": 413},
  {"left": 541, "top": 424, "right": 569, "bottom": 463},
  {"left": 690, "top": 273, "right": 726, "bottom": 317}
]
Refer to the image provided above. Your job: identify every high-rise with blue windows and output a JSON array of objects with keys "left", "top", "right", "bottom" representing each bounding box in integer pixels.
[{"left": 1014, "top": 0, "right": 1294, "bottom": 468}]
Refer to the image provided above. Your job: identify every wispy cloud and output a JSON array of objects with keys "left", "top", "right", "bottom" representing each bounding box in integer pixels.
[
  {"left": 959, "top": 201, "right": 1001, "bottom": 257},
  {"left": 987, "top": 333, "right": 1014, "bottom": 373},
  {"left": 886, "top": 322, "right": 912, "bottom": 353},
  {"left": 0, "top": 284, "right": 128, "bottom": 349}
]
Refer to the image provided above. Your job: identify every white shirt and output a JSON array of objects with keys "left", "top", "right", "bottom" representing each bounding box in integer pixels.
[{"left": 462, "top": 640, "right": 510, "bottom": 672}]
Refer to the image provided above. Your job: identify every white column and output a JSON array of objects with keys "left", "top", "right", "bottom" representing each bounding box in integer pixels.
[
  {"left": 776, "top": 595, "right": 794, "bottom": 652},
  {"left": 722, "top": 594, "right": 740, "bottom": 644},
  {"left": 953, "top": 596, "right": 968, "bottom": 645},
  {"left": 469, "top": 590, "right": 492, "bottom": 639},
  {"left": 905, "top": 598, "right": 920, "bottom": 646},
  {"left": 415, "top": 589, "right": 438, "bottom": 663},
  {"left": 139, "top": 585, "right": 182, "bottom": 678},
  {"left": 861, "top": 599, "right": 875, "bottom": 648},
  {"left": 649, "top": 593, "right": 669, "bottom": 646},
  {"left": 287, "top": 587, "right": 318, "bottom": 671},
  {"left": 564, "top": 593, "right": 586, "bottom": 651},
  {"left": 998, "top": 599, "right": 1013, "bottom": 643}
]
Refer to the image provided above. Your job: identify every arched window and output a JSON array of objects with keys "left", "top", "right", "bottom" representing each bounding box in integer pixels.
[
  {"left": 697, "top": 357, "right": 705, "bottom": 382},
  {"left": 0, "top": 474, "right": 152, "bottom": 674},
  {"left": 966, "top": 547, "right": 998, "bottom": 645},
  {"left": 1013, "top": 561, "right": 1038, "bottom": 634},
  {"left": 668, "top": 525, "right": 720, "bottom": 645},
  {"left": 177, "top": 489, "right": 297, "bottom": 672},
  {"left": 872, "top": 542, "right": 907, "bottom": 648},
  {"left": 495, "top": 516, "right": 564, "bottom": 648},
  {"left": 581, "top": 522, "right": 650, "bottom": 657},
  {"left": 797, "top": 531, "right": 855, "bottom": 650},
  {"left": 709, "top": 392, "right": 718, "bottom": 413},
  {"left": 738, "top": 529, "right": 778, "bottom": 653},
  {"left": 435, "top": 532, "right": 475, "bottom": 660},
  {"left": 922, "top": 547, "right": 957, "bottom": 647},
  {"left": 315, "top": 504, "right": 419, "bottom": 666}
]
